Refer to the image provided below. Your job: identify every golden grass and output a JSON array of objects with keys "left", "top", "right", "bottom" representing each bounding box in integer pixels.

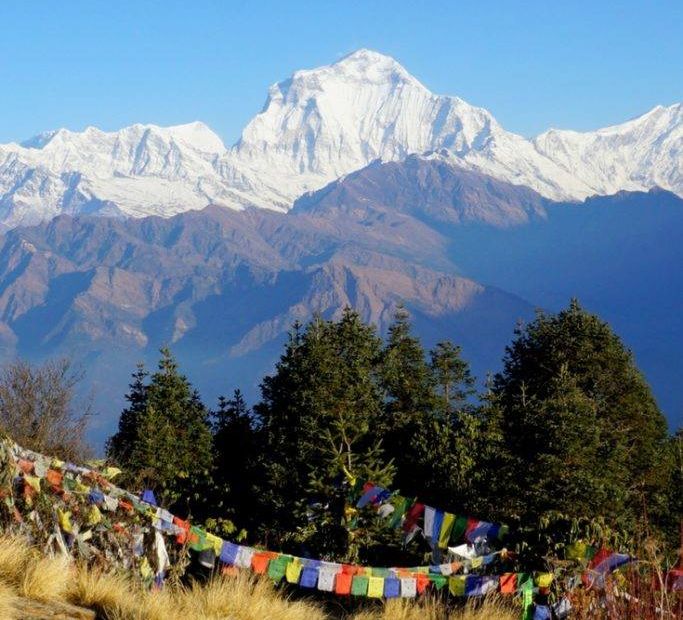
[
  {"left": 21, "top": 552, "right": 72, "bottom": 601},
  {"left": 0, "top": 581, "right": 18, "bottom": 620},
  {"left": 351, "top": 595, "right": 518, "bottom": 620},
  {"left": 0, "top": 533, "right": 520, "bottom": 620}
]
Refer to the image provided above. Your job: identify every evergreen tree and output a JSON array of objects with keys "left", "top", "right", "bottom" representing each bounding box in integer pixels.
[
  {"left": 107, "top": 348, "right": 213, "bottom": 513},
  {"left": 379, "top": 307, "right": 435, "bottom": 495},
  {"left": 491, "top": 300, "right": 671, "bottom": 544},
  {"left": 210, "top": 390, "right": 262, "bottom": 535},
  {"left": 106, "top": 364, "right": 148, "bottom": 465},
  {"left": 430, "top": 341, "right": 475, "bottom": 418},
  {"left": 256, "top": 309, "right": 393, "bottom": 558}
]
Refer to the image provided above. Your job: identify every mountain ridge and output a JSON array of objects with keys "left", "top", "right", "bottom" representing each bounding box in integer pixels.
[{"left": 1, "top": 50, "right": 681, "bottom": 229}]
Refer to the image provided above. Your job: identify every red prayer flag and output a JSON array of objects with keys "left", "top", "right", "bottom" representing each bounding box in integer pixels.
[
  {"left": 173, "top": 517, "right": 190, "bottom": 545},
  {"left": 500, "top": 573, "right": 517, "bottom": 594},
  {"left": 335, "top": 572, "right": 352, "bottom": 595},
  {"left": 251, "top": 552, "right": 271, "bottom": 574},
  {"left": 403, "top": 502, "right": 425, "bottom": 532}
]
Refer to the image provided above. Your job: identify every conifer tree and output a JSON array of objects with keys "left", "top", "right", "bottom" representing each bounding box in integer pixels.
[
  {"left": 430, "top": 341, "right": 475, "bottom": 418},
  {"left": 491, "top": 300, "right": 671, "bottom": 540},
  {"left": 379, "top": 307, "right": 435, "bottom": 495},
  {"left": 210, "top": 390, "right": 262, "bottom": 534},
  {"left": 256, "top": 309, "right": 393, "bottom": 557},
  {"left": 107, "top": 348, "right": 213, "bottom": 513},
  {"left": 106, "top": 363, "right": 148, "bottom": 465}
]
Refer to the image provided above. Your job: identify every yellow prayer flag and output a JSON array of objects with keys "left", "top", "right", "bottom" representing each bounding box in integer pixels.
[
  {"left": 86, "top": 505, "right": 102, "bottom": 526},
  {"left": 438, "top": 512, "right": 455, "bottom": 549},
  {"left": 74, "top": 481, "right": 90, "bottom": 494},
  {"left": 449, "top": 575, "right": 466, "bottom": 596},
  {"left": 101, "top": 467, "right": 122, "bottom": 480},
  {"left": 470, "top": 556, "right": 483, "bottom": 569},
  {"left": 139, "top": 557, "right": 153, "bottom": 579},
  {"left": 205, "top": 533, "right": 223, "bottom": 556},
  {"left": 24, "top": 475, "right": 41, "bottom": 493},
  {"left": 57, "top": 509, "right": 73, "bottom": 534},
  {"left": 367, "top": 576, "right": 384, "bottom": 598},
  {"left": 536, "top": 573, "right": 553, "bottom": 588},
  {"left": 285, "top": 560, "right": 302, "bottom": 584}
]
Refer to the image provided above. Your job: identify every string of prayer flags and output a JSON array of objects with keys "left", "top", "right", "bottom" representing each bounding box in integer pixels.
[
  {"left": 350, "top": 478, "right": 508, "bottom": 549},
  {"left": 3, "top": 439, "right": 638, "bottom": 607}
]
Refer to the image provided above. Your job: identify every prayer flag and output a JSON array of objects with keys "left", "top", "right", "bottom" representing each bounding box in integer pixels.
[
  {"left": 500, "top": 573, "right": 517, "bottom": 594},
  {"left": 300, "top": 566, "right": 318, "bottom": 588},
  {"left": 432, "top": 511, "right": 444, "bottom": 545},
  {"left": 317, "top": 567, "right": 337, "bottom": 592},
  {"left": 384, "top": 577, "right": 400, "bottom": 598},
  {"left": 423, "top": 506, "right": 435, "bottom": 539},
  {"left": 285, "top": 560, "right": 302, "bottom": 584},
  {"left": 235, "top": 546, "right": 254, "bottom": 569},
  {"left": 400, "top": 577, "right": 417, "bottom": 598},
  {"left": 251, "top": 552, "right": 270, "bottom": 574},
  {"left": 449, "top": 575, "right": 466, "bottom": 596},
  {"left": 351, "top": 575, "right": 369, "bottom": 596},
  {"left": 335, "top": 572, "right": 352, "bottom": 595},
  {"left": 403, "top": 502, "right": 424, "bottom": 532},
  {"left": 450, "top": 515, "right": 468, "bottom": 543},
  {"left": 220, "top": 542, "right": 238, "bottom": 565},
  {"left": 438, "top": 512, "right": 455, "bottom": 549},
  {"left": 367, "top": 576, "right": 384, "bottom": 598}
]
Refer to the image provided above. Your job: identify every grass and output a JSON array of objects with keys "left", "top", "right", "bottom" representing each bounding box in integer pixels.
[
  {"left": 0, "top": 532, "right": 518, "bottom": 620},
  {"left": 1, "top": 531, "right": 677, "bottom": 619}
]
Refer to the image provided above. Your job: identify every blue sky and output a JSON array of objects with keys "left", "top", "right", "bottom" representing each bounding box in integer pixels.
[{"left": 1, "top": 1, "right": 681, "bottom": 145}]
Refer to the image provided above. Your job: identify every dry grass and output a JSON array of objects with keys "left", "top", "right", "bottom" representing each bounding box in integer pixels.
[
  {"left": 21, "top": 553, "right": 72, "bottom": 601},
  {"left": 351, "top": 595, "right": 517, "bottom": 620}
]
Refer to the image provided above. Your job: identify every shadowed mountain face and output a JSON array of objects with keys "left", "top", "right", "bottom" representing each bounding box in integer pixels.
[{"left": 1, "top": 160, "right": 681, "bottom": 443}]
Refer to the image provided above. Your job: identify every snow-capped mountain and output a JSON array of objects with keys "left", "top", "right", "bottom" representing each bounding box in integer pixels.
[
  {"left": 533, "top": 103, "right": 682, "bottom": 197},
  {"left": 0, "top": 49, "right": 681, "bottom": 228}
]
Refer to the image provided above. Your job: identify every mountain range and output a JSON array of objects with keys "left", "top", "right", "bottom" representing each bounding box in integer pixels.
[
  {"left": 1, "top": 50, "right": 681, "bottom": 229},
  {"left": 1, "top": 49, "right": 681, "bottom": 440}
]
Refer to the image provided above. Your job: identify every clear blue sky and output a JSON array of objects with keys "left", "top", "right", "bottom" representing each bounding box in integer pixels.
[{"left": 1, "top": 0, "right": 681, "bottom": 145}]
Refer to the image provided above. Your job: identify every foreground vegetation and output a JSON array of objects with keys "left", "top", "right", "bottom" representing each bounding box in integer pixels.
[
  {"left": 1, "top": 299, "right": 680, "bottom": 616},
  {"left": 0, "top": 533, "right": 518, "bottom": 620}
]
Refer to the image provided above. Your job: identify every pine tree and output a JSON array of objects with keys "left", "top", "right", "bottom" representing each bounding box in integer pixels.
[
  {"left": 491, "top": 300, "right": 671, "bottom": 542},
  {"left": 430, "top": 341, "right": 475, "bottom": 418},
  {"left": 256, "top": 309, "right": 393, "bottom": 558},
  {"left": 210, "top": 390, "right": 262, "bottom": 534},
  {"left": 106, "top": 363, "right": 148, "bottom": 465},
  {"left": 410, "top": 341, "right": 480, "bottom": 509},
  {"left": 107, "top": 348, "right": 213, "bottom": 513},
  {"left": 379, "top": 307, "right": 435, "bottom": 495}
]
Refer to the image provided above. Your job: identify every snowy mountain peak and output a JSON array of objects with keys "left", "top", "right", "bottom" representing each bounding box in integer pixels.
[{"left": 0, "top": 49, "right": 681, "bottom": 228}]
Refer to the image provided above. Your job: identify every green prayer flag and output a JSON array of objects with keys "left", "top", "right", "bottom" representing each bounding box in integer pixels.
[
  {"left": 351, "top": 575, "right": 369, "bottom": 596},
  {"left": 428, "top": 574, "right": 448, "bottom": 590},
  {"left": 521, "top": 579, "right": 534, "bottom": 620},
  {"left": 267, "top": 557, "right": 290, "bottom": 582},
  {"left": 388, "top": 496, "right": 412, "bottom": 529},
  {"left": 450, "top": 515, "right": 468, "bottom": 543}
]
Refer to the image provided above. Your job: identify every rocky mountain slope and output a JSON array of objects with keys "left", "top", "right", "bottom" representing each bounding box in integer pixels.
[
  {"left": 0, "top": 160, "right": 681, "bottom": 438},
  {"left": 1, "top": 50, "right": 680, "bottom": 229}
]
